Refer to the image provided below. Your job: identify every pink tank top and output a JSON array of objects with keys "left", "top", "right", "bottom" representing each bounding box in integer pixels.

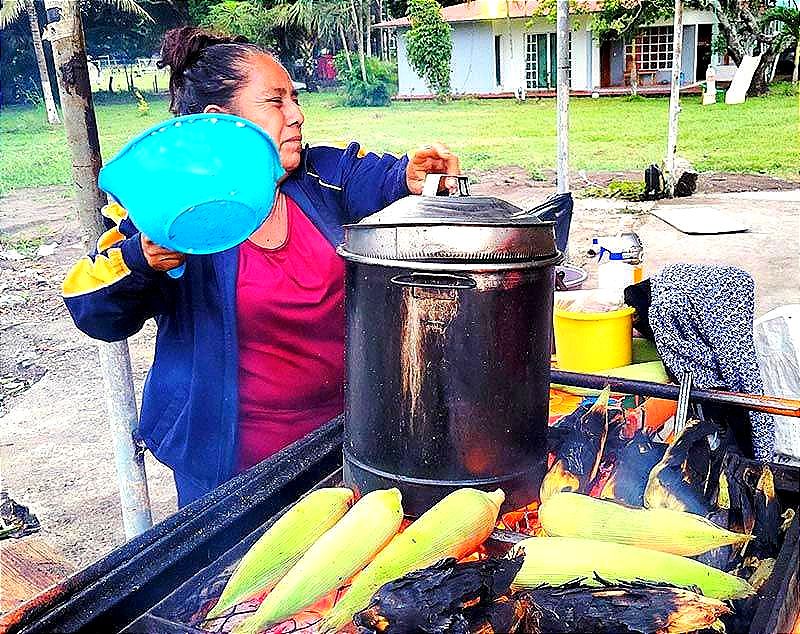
[{"left": 235, "top": 195, "right": 345, "bottom": 471}]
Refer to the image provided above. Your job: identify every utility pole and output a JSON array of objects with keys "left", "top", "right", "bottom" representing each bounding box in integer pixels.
[
  {"left": 43, "top": 0, "right": 153, "bottom": 539},
  {"left": 664, "top": 0, "right": 684, "bottom": 197},
  {"left": 556, "top": 0, "right": 570, "bottom": 193}
]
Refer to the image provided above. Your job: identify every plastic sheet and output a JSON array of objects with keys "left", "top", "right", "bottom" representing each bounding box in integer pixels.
[
  {"left": 754, "top": 305, "right": 800, "bottom": 465},
  {"left": 530, "top": 192, "right": 573, "bottom": 255},
  {"left": 554, "top": 288, "right": 628, "bottom": 313}
]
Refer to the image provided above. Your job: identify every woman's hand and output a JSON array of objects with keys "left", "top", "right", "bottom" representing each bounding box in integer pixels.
[
  {"left": 405, "top": 142, "right": 460, "bottom": 195},
  {"left": 140, "top": 234, "right": 186, "bottom": 272}
]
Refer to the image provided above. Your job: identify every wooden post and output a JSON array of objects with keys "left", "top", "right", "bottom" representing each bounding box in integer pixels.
[
  {"left": 664, "top": 0, "right": 684, "bottom": 197},
  {"left": 556, "top": 0, "right": 570, "bottom": 194},
  {"left": 43, "top": 0, "right": 153, "bottom": 539}
]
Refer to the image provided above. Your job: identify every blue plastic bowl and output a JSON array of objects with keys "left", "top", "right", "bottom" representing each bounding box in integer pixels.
[{"left": 99, "top": 113, "right": 284, "bottom": 256}]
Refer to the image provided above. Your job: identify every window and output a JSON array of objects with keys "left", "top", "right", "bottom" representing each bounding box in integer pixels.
[
  {"left": 525, "top": 34, "right": 539, "bottom": 89},
  {"left": 630, "top": 26, "right": 673, "bottom": 72},
  {"left": 525, "top": 32, "right": 571, "bottom": 89},
  {"left": 495, "top": 36, "right": 502, "bottom": 86}
]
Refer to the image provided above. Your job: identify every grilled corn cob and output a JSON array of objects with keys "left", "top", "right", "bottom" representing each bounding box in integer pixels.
[
  {"left": 206, "top": 487, "right": 354, "bottom": 620},
  {"left": 540, "top": 492, "right": 752, "bottom": 556},
  {"left": 512, "top": 537, "right": 755, "bottom": 600},
  {"left": 319, "top": 488, "right": 505, "bottom": 634},
  {"left": 233, "top": 488, "right": 403, "bottom": 633}
]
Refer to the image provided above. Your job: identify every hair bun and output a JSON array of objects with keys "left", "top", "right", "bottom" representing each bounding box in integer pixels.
[{"left": 158, "top": 26, "right": 249, "bottom": 77}]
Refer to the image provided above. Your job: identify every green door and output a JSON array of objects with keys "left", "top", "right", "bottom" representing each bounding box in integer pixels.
[{"left": 536, "top": 34, "right": 548, "bottom": 88}]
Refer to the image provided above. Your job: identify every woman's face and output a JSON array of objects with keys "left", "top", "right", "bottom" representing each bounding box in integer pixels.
[{"left": 230, "top": 54, "right": 305, "bottom": 172}]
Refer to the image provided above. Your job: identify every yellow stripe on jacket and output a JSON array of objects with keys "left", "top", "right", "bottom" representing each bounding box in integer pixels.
[
  {"left": 62, "top": 248, "right": 131, "bottom": 297},
  {"left": 96, "top": 226, "right": 127, "bottom": 252},
  {"left": 101, "top": 201, "right": 128, "bottom": 224}
]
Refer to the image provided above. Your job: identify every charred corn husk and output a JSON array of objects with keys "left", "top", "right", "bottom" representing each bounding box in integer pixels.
[
  {"left": 519, "top": 580, "right": 731, "bottom": 634},
  {"left": 234, "top": 488, "right": 403, "bottom": 633},
  {"left": 599, "top": 430, "right": 666, "bottom": 506},
  {"left": 512, "top": 537, "right": 755, "bottom": 600},
  {"left": 319, "top": 488, "right": 505, "bottom": 634},
  {"left": 540, "top": 388, "right": 610, "bottom": 502},
  {"left": 206, "top": 487, "right": 353, "bottom": 620},
  {"left": 353, "top": 555, "right": 524, "bottom": 634},
  {"left": 540, "top": 492, "right": 752, "bottom": 556},
  {"left": 644, "top": 420, "right": 721, "bottom": 516}
]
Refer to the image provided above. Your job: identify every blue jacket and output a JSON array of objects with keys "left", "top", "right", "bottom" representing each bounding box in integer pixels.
[{"left": 63, "top": 143, "right": 410, "bottom": 494}]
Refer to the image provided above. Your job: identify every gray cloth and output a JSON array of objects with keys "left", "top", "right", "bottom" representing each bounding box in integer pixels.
[{"left": 648, "top": 264, "right": 775, "bottom": 460}]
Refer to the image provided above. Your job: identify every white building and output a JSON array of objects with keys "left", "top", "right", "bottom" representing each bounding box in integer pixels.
[{"left": 375, "top": 0, "right": 730, "bottom": 97}]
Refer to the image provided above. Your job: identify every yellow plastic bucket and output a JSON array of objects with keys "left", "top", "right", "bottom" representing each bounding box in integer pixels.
[{"left": 553, "top": 306, "right": 636, "bottom": 373}]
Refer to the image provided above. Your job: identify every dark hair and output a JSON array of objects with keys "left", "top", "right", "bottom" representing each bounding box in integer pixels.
[{"left": 158, "top": 27, "right": 264, "bottom": 116}]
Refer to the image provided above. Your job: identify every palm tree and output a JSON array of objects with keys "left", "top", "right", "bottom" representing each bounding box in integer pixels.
[
  {"left": 268, "top": 0, "right": 367, "bottom": 84},
  {"left": 767, "top": 2, "right": 800, "bottom": 83},
  {"left": 0, "top": 0, "right": 151, "bottom": 125}
]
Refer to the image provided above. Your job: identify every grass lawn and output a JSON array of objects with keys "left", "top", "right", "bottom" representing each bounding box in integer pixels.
[{"left": 1, "top": 89, "right": 798, "bottom": 196}]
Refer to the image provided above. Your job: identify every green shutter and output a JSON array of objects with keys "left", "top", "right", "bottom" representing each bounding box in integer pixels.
[
  {"left": 549, "top": 33, "right": 557, "bottom": 88},
  {"left": 537, "top": 34, "right": 548, "bottom": 88}
]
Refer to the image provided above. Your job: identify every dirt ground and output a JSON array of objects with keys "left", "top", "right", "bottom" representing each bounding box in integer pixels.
[{"left": 1, "top": 170, "right": 798, "bottom": 579}]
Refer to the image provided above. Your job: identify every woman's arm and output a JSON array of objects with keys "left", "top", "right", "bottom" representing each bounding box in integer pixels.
[
  {"left": 335, "top": 142, "right": 460, "bottom": 222},
  {"left": 62, "top": 202, "right": 172, "bottom": 342},
  {"left": 337, "top": 143, "right": 411, "bottom": 221}
]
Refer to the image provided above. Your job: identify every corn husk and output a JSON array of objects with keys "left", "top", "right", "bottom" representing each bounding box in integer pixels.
[
  {"left": 540, "top": 492, "right": 752, "bottom": 556},
  {"left": 318, "top": 488, "right": 505, "bottom": 634},
  {"left": 512, "top": 537, "right": 755, "bottom": 601},
  {"left": 233, "top": 488, "right": 403, "bottom": 633},
  {"left": 206, "top": 487, "right": 353, "bottom": 619},
  {"left": 540, "top": 388, "right": 610, "bottom": 502}
]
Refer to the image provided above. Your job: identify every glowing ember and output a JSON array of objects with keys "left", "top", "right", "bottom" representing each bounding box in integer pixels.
[{"left": 499, "top": 501, "right": 542, "bottom": 535}]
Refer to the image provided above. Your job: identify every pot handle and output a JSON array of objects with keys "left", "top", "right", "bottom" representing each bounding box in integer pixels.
[
  {"left": 422, "top": 173, "right": 471, "bottom": 197},
  {"left": 391, "top": 273, "right": 477, "bottom": 290}
]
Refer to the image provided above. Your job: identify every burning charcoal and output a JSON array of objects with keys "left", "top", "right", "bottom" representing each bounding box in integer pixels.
[
  {"left": 644, "top": 420, "right": 723, "bottom": 516},
  {"left": 515, "top": 579, "right": 731, "bottom": 634},
  {"left": 540, "top": 388, "right": 610, "bottom": 502},
  {"left": 353, "top": 555, "right": 524, "bottom": 634},
  {"left": 599, "top": 430, "right": 667, "bottom": 506}
]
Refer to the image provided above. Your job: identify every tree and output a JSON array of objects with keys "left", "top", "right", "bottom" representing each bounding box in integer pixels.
[
  {"left": 1, "top": 0, "right": 61, "bottom": 123},
  {"left": 405, "top": 0, "right": 452, "bottom": 99},
  {"left": 265, "top": 0, "right": 350, "bottom": 88},
  {"left": 693, "top": 0, "right": 784, "bottom": 94},
  {"left": 766, "top": 1, "right": 799, "bottom": 83},
  {"left": 0, "top": 0, "right": 152, "bottom": 122},
  {"left": 202, "top": 0, "right": 275, "bottom": 48},
  {"left": 591, "top": 0, "right": 673, "bottom": 95}
]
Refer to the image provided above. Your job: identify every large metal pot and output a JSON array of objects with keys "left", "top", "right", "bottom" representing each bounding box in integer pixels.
[{"left": 339, "top": 175, "right": 563, "bottom": 515}]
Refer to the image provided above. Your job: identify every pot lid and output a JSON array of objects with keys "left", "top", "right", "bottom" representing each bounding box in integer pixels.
[{"left": 340, "top": 174, "right": 559, "bottom": 263}]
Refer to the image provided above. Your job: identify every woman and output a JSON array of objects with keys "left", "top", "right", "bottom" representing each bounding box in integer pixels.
[{"left": 63, "top": 27, "right": 460, "bottom": 506}]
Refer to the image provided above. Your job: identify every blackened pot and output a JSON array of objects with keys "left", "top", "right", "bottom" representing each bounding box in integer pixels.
[{"left": 341, "top": 254, "right": 560, "bottom": 516}]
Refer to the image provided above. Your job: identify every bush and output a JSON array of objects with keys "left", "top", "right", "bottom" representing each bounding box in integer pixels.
[
  {"left": 334, "top": 53, "right": 397, "bottom": 107},
  {"left": 405, "top": 0, "right": 452, "bottom": 99},
  {"left": 580, "top": 179, "right": 646, "bottom": 201},
  {"left": 769, "top": 81, "right": 798, "bottom": 97}
]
